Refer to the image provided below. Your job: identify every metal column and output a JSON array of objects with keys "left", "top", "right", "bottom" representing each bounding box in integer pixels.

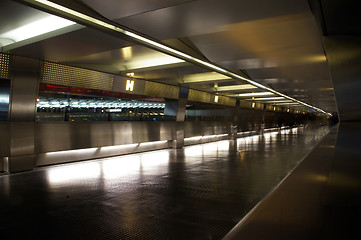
[
  {"left": 164, "top": 88, "right": 188, "bottom": 149},
  {"left": 8, "top": 56, "right": 40, "bottom": 172}
]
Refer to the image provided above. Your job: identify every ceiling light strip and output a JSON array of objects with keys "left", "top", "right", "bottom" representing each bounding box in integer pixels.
[
  {"left": 247, "top": 97, "right": 285, "bottom": 101},
  {"left": 274, "top": 103, "right": 301, "bottom": 105},
  {"left": 236, "top": 92, "right": 274, "bottom": 97},
  {"left": 27, "top": 0, "right": 330, "bottom": 115}
]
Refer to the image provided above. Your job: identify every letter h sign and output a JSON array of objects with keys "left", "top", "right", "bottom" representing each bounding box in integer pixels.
[{"left": 126, "top": 80, "right": 134, "bottom": 91}]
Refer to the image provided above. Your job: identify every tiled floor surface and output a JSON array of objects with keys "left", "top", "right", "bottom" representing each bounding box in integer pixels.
[{"left": 0, "top": 125, "right": 331, "bottom": 239}]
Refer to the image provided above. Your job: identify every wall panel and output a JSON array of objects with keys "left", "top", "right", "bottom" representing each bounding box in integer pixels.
[
  {"left": 0, "top": 123, "right": 10, "bottom": 172},
  {"left": 35, "top": 121, "right": 233, "bottom": 166}
]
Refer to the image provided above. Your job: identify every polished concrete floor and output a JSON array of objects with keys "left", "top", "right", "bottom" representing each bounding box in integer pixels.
[
  {"left": 223, "top": 122, "right": 361, "bottom": 240},
  {"left": 0, "top": 125, "right": 332, "bottom": 240}
]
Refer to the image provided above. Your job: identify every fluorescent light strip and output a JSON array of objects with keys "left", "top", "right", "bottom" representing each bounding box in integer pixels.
[
  {"left": 139, "top": 140, "right": 168, "bottom": 146},
  {"left": 263, "top": 100, "right": 293, "bottom": 103},
  {"left": 45, "top": 140, "right": 167, "bottom": 156},
  {"left": 100, "top": 143, "right": 139, "bottom": 151},
  {"left": 216, "top": 84, "right": 257, "bottom": 91},
  {"left": 184, "top": 136, "right": 202, "bottom": 141},
  {"left": 236, "top": 92, "right": 274, "bottom": 97},
  {"left": 29, "top": 0, "right": 331, "bottom": 116},
  {"left": 274, "top": 102, "right": 301, "bottom": 106},
  {"left": 247, "top": 97, "right": 285, "bottom": 101},
  {"left": 184, "top": 133, "right": 229, "bottom": 141},
  {"left": 0, "top": 15, "right": 75, "bottom": 44},
  {"left": 45, "top": 147, "right": 98, "bottom": 156}
]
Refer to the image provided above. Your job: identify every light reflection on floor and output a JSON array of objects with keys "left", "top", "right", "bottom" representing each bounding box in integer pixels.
[
  {"left": 46, "top": 141, "right": 233, "bottom": 186},
  {"left": 0, "top": 124, "right": 333, "bottom": 240},
  {"left": 183, "top": 140, "right": 230, "bottom": 158},
  {"left": 47, "top": 162, "right": 101, "bottom": 185},
  {"left": 46, "top": 127, "right": 304, "bottom": 186},
  {"left": 47, "top": 150, "right": 172, "bottom": 185}
]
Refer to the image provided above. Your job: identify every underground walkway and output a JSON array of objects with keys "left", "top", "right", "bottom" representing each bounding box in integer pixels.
[{"left": 0, "top": 124, "right": 333, "bottom": 239}]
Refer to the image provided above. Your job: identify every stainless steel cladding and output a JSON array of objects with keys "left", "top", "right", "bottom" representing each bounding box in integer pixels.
[
  {"left": 324, "top": 37, "right": 358, "bottom": 121},
  {"left": 183, "top": 121, "right": 229, "bottom": 137},
  {"left": 10, "top": 56, "right": 40, "bottom": 122},
  {"left": 35, "top": 121, "right": 173, "bottom": 153},
  {"left": 0, "top": 79, "right": 10, "bottom": 121},
  {"left": 6, "top": 56, "right": 39, "bottom": 172},
  {"left": 35, "top": 121, "right": 232, "bottom": 166},
  {"left": 0, "top": 123, "right": 10, "bottom": 172},
  {"left": 0, "top": 54, "right": 10, "bottom": 121}
]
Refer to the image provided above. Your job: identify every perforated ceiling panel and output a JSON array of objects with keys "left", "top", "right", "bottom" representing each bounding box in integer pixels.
[
  {"left": 219, "top": 96, "right": 236, "bottom": 106},
  {"left": 0, "top": 53, "right": 10, "bottom": 79},
  {"left": 188, "top": 89, "right": 212, "bottom": 104},
  {"left": 144, "top": 81, "right": 179, "bottom": 99},
  {"left": 42, "top": 61, "right": 114, "bottom": 91}
]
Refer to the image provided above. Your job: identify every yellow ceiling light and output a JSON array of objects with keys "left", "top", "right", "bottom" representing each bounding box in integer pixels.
[
  {"left": 126, "top": 72, "right": 134, "bottom": 77},
  {"left": 182, "top": 72, "right": 232, "bottom": 83},
  {"left": 126, "top": 55, "right": 185, "bottom": 70},
  {"left": 121, "top": 46, "right": 132, "bottom": 60}
]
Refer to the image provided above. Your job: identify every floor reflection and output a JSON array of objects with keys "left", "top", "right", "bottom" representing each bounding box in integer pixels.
[
  {"left": 0, "top": 124, "right": 332, "bottom": 240},
  {"left": 47, "top": 161, "right": 101, "bottom": 185}
]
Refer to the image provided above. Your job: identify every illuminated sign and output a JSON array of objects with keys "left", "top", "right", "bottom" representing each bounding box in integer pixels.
[
  {"left": 107, "top": 109, "right": 122, "bottom": 113},
  {"left": 126, "top": 80, "right": 134, "bottom": 91},
  {"left": 214, "top": 95, "right": 219, "bottom": 103}
]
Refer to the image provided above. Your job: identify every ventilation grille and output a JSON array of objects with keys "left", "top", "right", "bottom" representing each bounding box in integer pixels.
[
  {"left": 219, "top": 96, "right": 236, "bottom": 106},
  {"left": 188, "top": 89, "right": 211, "bottom": 103},
  {"left": 239, "top": 100, "right": 253, "bottom": 108},
  {"left": 42, "top": 62, "right": 114, "bottom": 91},
  {"left": 144, "top": 81, "right": 179, "bottom": 99},
  {"left": 0, "top": 53, "right": 10, "bottom": 79}
]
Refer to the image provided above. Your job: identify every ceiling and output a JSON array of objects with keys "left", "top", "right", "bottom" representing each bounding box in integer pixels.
[{"left": 0, "top": 0, "right": 338, "bottom": 114}]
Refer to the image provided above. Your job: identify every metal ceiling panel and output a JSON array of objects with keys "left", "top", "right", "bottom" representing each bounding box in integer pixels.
[
  {"left": 111, "top": 0, "right": 336, "bottom": 112},
  {"left": 115, "top": 0, "right": 309, "bottom": 40},
  {"left": 185, "top": 12, "right": 336, "bottom": 112},
  {"left": 0, "top": 0, "right": 48, "bottom": 34},
  {"left": 9, "top": 26, "right": 131, "bottom": 63},
  {"left": 82, "top": 0, "right": 196, "bottom": 20},
  {"left": 1, "top": 0, "right": 339, "bottom": 114},
  {"left": 61, "top": 44, "right": 189, "bottom": 74}
]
